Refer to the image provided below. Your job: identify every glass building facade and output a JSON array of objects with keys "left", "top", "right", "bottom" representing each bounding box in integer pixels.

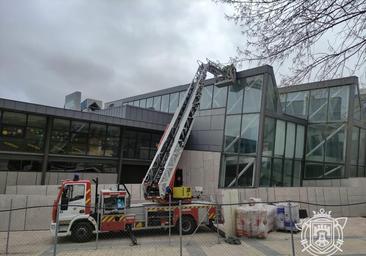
[{"left": 0, "top": 105, "right": 163, "bottom": 184}]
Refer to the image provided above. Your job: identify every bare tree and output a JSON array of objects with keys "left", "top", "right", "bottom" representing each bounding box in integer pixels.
[{"left": 219, "top": 0, "right": 366, "bottom": 85}]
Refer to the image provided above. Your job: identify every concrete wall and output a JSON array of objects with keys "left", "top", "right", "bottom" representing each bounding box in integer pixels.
[
  {"left": 177, "top": 150, "right": 221, "bottom": 197},
  {"left": 303, "top": 177, "right": 366, "bottom": 187},
  {"left": 0, "top": 171, "right": 117, "bottom": 194}
]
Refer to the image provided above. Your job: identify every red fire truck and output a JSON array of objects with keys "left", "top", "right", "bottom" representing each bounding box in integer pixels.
[{"left": 50, "top": 60, "right": 235, "bottom": 242}]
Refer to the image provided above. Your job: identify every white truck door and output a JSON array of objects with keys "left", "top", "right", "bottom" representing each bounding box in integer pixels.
[{"left": 59, "top": 184, "right": 86, "bottom": 221}]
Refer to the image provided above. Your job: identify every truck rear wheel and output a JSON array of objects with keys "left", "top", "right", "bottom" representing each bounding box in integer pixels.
[
  {"left": 71, "top": 222, "right": 93, "bottom": 242},
  {"left": 177, "top": 215, "right": 197, "bottom": 235}
]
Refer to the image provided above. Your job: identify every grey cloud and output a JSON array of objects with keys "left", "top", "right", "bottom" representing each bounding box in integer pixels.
[{"left": 0, "top": 0, "right": 242, "bottom": 107}]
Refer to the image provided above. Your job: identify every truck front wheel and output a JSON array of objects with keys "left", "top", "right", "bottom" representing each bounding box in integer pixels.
[
  {"left": 177, "top": 215, "right": 197, "bottom": 235},
  {"left": 71, "top": 222, "right": 93, "bottom": 242}
]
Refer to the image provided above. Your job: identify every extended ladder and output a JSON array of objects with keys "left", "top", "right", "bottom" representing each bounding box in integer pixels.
[{"left": 142, "top": 60, "right": 236, "bottom": 201}]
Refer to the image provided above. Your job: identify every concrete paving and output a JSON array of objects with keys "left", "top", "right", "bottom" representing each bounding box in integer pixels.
[{"left": 0, "top": 217, "right": 365, "bottom": 255}]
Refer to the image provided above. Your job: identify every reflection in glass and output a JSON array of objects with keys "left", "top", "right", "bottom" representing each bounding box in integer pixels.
[
  {"left": 169, "top": 92, "right": 179, "bottom": 113},
  {"left": 306, "top": 124, "right": 327, "bottom": 161},
  {"left": 240, "top": 114, "right": 259, "bottom": 154},
  {"left": 237, "top": 156, "right": 255, "bottom": 187},
  {"left": 305, "top": 162, "right": 323, "bottom": 178},
  {"left": 353, "top": 85, "right": 361, "bottom": 120},
  {"left": 325, "top": 123, "right": 346, "bottom": 163},
  {"left": 328, "top": 86, "right": 349, "bottom": 121},
  {"left": 265, "top": 77, "right": 277, "bottom": 112},
  {"left": 220, "top": 154, "right": 238, "bottom": 187},
  {"left": 324, "top": 164, "right": 343, "bottom": 178},
  {"left": 283, "top": 159, "right": 293, "bottom": 186},
  {"left": 260, "top": 157, "right": 271, "bottom": 186},
  {"left": 200, "top": 85, "right": 213, "bottom": 110},
  {"left": 262, "top": 118, "right": 275, "bottom": 156},
  {"left": 309, "top": 88, "right": 328, "bottom": 122},
  {"left": 161, "top": 94, "right": 170, "bottom": 112},
  {"left": 213, "top": 85, "right": 227, "bottom": 108},
  {"left": 244, "top": 75, "right": 262, "bottom": 113},
  {"left": 285, "top": 122, "right": 296, "bottom": 158},
  {"left": 286, "top": 91, "right": 309, "bottom": 118},
  {"left": 139, "top": 99, "right": 146, "bottom": 108},
  {"left": 359, "top": 129, "right": 366, "bottom": 165},
  {"left": 274, "top": 120, "right": 285, "bottom": 157},
  {"left": 153, "top": 96, "right": 161, "bottom": 111},
  {"left": 272, "top": 158, "right": 283, "bottom": 186},
  {"left": 351, "top": 127, "right": 360, "bottom": 164},
  {"left": 2, "top": 111, "right": 26, "bottom": 126},
  {"left": 224, "top": 115, "right": 241, "bottom": 153},
  {"left": 293, "top": 161, "right": 301, "bottom": 186},
  {"left": 295, "top": 125, "right": 305, "bottom": 159},
  {"left": 146, "top": 98, "right": 153, "bottom": 109},
  {"left": 179, "top": 91, "right": 186, "bottom": 107},
  {"left": 227, "top": 82, "right": 244, "bottom": 114},
  {"left": 28, "top": 115, "right": 47, "bottom": 128}
]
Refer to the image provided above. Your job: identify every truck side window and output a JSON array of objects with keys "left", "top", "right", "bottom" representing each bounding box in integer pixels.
[{"left": 68, "top": 184, "right": 85, "bottom": 202}]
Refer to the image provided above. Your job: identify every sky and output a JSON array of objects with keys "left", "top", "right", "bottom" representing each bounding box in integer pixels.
[{"left": 0, "top": 0, "right": 244, "bottom": 107}]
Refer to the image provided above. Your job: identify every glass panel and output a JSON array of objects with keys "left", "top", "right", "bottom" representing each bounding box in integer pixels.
[
  {"left": 70, "top": 132, "right": 88, "bottom": 144},
  {"left": 237, "top": 156, "right": 255, "bottom": 187},
  {"left": 136, "top": 132, "right": 151, "bottom": 160},
  {"left": 283, "top": 159, "right": 293, "bottom": 186},
  {"left": 220, "top": 154, "right": 238, "bottom": 187},
  {"left": 133, "top": 100, "right": 139, "bottom": 107},
  {"left": 0, "top": 138, "right": 24, "bottom": 151},
  {"left": 153, "top": 96, "right": 161, "bottom": 111},
  {"left": 71, "top": 121, "right": 88, "bottom": 133},
  {"left": 161, "top": 94, "right": 170, "bottom": 112},
  {"left": 179, "top": 91, "right": 186, "bottom": 107},
  {"left": 285, "top": 91, "right": 309, "bottom": 118},
  {"left": 357, "top": 166, "right": 365, "bottom": 177},
  {"left": 150, "top": 133, "right": 161, "bottom": 159},
  {"left": 227, "top": 82, "right": 244, "bottom": 114},
  {"left": 325, "top": 123, "right": 346, "bottom": 163},
  {"left": 244, "top": 75, "right": 263, "bottom": 113},
  {"left": 224, "top": 115, "right": 241, "bottom": 153},
  {"left": 104, "top": 146, "right": 119, "bottom": 157},
  {"left": 309, "top": 88, "right": 328, "bottom": 122},
  {"left": 324, "top": 164, "right": 344, "bottom": 178},
  {"left": 0, "top": 159, "right": 42, "bottom": 172},
  {"left": 306, "top": 124, "right": 327, "bottom": 162},
  {"left": 25, "top": 127, "right": 44, "bottom": 141},
  {"left": 350, "top": 165, "right": 358, "bottom": 177},
  {"left": 328, "top": 86, "right": 349, "bottom": 121},
  {"left": 240, "top": 114, "right": 259, "bottom": 154},
  {"left": 89, "top": 123, "right": 106, "bottom": 145},
  {"left": 28, "top": 115, "right": 47, "bottom": 128},
  {"left": 2, "top": 126, "right": 24, "bottom": 138},
  {"left": 353, "top": 85, "right": 361, "bottom": 120},
  {"left": 200, "top": 85, "right": 213, "bottom": 110},
  {"left": 168, "top": 92, "right": 179, "bottom": 113},
  {"left": 2, "top": 111, "right": 26, "bottom": 126},
  {"left": 285, "top": 122, "right": 296, "bottom": 158},
  {"left": 272, "top": 158, "right": 283, "bottom": 186},
  {"left": 293, "top": 161, "right": 301, "bottom": 186},
  {"left": 53, "top": 118, "right": 69, "bottom": 131},
  {"left": 259, "top": 157, "right": 271, "bottom": 186},
  {"left": 107, "top": 126, "right": 120, "bottom": 137},
  {"left": 88, "top": 145, "right": 104, "bottom": 156},
  {"left": 359, "top": 129, "right": 366, "bottom": 165},
  {"left": 265, "top": 76, "right": 277, "bottom": 112},
  {"left": 305, "top": 162, "right": 323, "bottom": 178},
  {"left": 274, "top": 120, "right": 286, "bottom": 157},
  {"left": 123, "top": 130, "right": 136, "bottom": 159},
  {"left": 146, "top": 98, "right": 153, "bottom": 109},
  {"left": 139, "top": 99, "right": 146, "bottom": 108},
  {"left": 351, "top": 127, "right": 359, "bottom": 164},
  {"left": 295, "top": 125, "right": 305, "bottom": 159},
  {"left": 212, "top": 85, "right": 227, "bottom": 108},
  {"left": 70, "top": 144, "right": 87, "bottom": 155},
  {"left": 280, "top": 94, "right": 286, "bottom": 112},
  {"left": 263, "top": 117, "right": 275, "bottom": 157}
]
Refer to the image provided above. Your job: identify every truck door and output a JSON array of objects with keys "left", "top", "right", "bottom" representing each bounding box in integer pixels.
[{"left": 59, "top": 183, "right": 86, "bottom": 220}]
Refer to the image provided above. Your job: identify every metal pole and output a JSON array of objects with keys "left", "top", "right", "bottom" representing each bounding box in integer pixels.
[
  {"left": 5, "top": 199, "right": 13, "bottom": 255},
  {"left": 96, "top": 201, "right": 100, "bottom": 250},
  {"left": 168, "top": 193, "right": 171, "bottom": 246},
  {"left": 53, "top": 204, "right": 60, "bottom": 256},
  {"left": 216, "top": 202, "right": 220, "bottom": 244},
  {"left": 179, "top": 200, "right": 182, "bottom": 256},
  {"left": 288, "top": 201, "right": 295, "bottom": 256}
]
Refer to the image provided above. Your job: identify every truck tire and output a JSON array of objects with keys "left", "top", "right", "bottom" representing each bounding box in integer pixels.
[
  {"left": 178, "top": 215, "right": 197, "bottom": 235},
  {"left": 71, "top": 222, "right": 93, "bottom": 242}
]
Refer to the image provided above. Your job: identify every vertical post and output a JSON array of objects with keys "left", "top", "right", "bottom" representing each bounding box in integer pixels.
[
  {"left": 288, "top": 201, "right": 295, "bottom": 256},
  {"left": 168, "top": 193, "right": 171, "bottom": 245},
  {"left": 179, "top": 200, "right": 182, "bottom": 256},
  {"left": 216, "top": 202, "right": 220, "bottom": 244},
  {"left": 96, "top": 200, "right": 100, "bottom": 250},
  {"left": 5, "top": 199, "right": 13, "bottom": 255},
  {"left": 53, "top": 204, "right": 60, "bottom": 256}
]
